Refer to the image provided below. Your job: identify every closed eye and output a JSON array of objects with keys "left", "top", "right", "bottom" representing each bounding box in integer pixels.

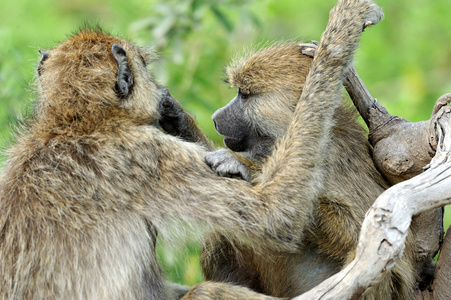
[{"left": 239, "top": 89, "right": 250, "bottom": 100}]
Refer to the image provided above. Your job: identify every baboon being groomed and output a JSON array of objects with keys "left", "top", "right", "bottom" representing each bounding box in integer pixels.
[{"left": 194, "top": 8, "right": 416, "bottom": 300}]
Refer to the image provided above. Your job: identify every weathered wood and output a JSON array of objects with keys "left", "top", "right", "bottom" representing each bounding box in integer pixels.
[
  {"left": 410, "top": 207, "right": 444, "bottom": 290},
  {"left": 342, "top": 61, "right": 448, "bottom": 185},
  {"left": 302, "top": 29, "right": 447, "bottom": 296},
  {"left": 303, "top": 44, "right": 451, "bottom": 185},
  {"left": 342, "top": 64, "right": 384, "bottom": 128},
  {"left": 340, "top": 52, "right": 451, "bottom": 186}
]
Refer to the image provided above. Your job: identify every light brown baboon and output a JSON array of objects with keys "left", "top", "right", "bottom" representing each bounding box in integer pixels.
[
  {"left": 192, "top": 13, "right": 417, "bottom": 300},
  {"left": 1, "top": 28, "right": 291, "bottom": 300}
]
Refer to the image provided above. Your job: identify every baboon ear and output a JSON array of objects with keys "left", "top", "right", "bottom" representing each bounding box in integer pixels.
[
  {"left": 37, "top": 49, "right": 50, "bottom": 76},
  {"left": 112, "top": 44, "right": 134, "bottom": 98}
]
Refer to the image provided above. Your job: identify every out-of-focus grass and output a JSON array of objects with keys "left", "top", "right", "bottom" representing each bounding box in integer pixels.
[{"left": 1, "top": 0, "right": 450, "bottom": 287}]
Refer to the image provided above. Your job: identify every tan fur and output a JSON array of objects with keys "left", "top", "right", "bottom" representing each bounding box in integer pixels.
[
  {"left": 226, "top": 43, "right": 310, "bottom": 96},
  {"left": 0, "top": 25, "right": 357, "bottom": 300},
  {"left": 201, "top": 43, "right": 416, "bottom": 299}
]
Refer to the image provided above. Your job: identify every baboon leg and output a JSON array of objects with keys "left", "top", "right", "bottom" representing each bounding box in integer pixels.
[{"left": 182, "top": 282, "right": 280, "bottom": 300}]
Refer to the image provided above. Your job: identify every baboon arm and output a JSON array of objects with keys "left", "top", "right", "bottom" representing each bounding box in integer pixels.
[
  {"left": 130, "top": 0, "right": 382, "bottom": 256},
  {"left": 126, "top": 131, "right": 301, "bottom": 252}
]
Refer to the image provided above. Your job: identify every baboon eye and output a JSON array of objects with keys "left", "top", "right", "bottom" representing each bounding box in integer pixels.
[{"left": 239, "top": 89, "right": 250, "bottom": 100}]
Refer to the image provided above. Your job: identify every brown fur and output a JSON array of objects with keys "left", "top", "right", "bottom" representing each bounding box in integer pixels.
[
  {"left": 200, "top": 36, "right": 416, "bottom": 300},
  {"left": 0, "top": 23, "right": 361, "bottom": 299},
  {"left": 226, "top": 43, "right": 310, "bottom": 96}
]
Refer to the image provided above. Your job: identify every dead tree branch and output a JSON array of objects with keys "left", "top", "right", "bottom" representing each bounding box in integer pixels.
[
  {"left": 344, "top": 67, "right": 451, "bottom": 185},
  {"left": 343, "top": 65, "right": 448, "bottom": 289}
]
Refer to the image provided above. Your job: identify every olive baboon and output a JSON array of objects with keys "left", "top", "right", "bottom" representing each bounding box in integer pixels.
[
  {"left": 195, "top": 12, "right": 416, "bottom": 300},
  {"left": 0, "top": 28, "right": 292, "bottom": 300},
  {"left": 0, "top": 6, "right": 379, "bottom": 298}
]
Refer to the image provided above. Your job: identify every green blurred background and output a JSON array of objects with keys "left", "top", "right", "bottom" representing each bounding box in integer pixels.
[{"left": 1, "top": 0, "right": 450, "bottom": 287}]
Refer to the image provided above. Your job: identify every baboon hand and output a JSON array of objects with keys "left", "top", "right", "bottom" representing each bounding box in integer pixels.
[
  {"left": 361, "top": 0, "right": 384, "bottom": 28},
  {"left": 158, "top": 86, "right": 186, "bottom": 135},
  {"left": 205, "top": 149, "right": 252, "bottom": 182},
  {"left": 331, "top": 0, "right": 383, "bottom": 29}
]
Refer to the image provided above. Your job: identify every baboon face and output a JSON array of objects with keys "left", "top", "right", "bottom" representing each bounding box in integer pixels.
[
  {"left": 35, "top": 29, "right": 162, "bottom": 135},
  {"left": 212, "top": 90, "right": 264, "bottom": 153},
  {"left": 212, "top": 43, "right": 312, "bottom": 158}
]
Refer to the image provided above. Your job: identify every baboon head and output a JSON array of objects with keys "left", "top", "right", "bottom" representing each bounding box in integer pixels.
[
  {"left": 35, "top": 28, "right": 162, "bottom": 137},
  {"left": 212, "top": 43, "right": 312, "bottom": 158}
]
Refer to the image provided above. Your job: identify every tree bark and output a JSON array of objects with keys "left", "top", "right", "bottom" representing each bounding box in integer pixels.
[{"left": 343, "top": 67, "right": 451, "bottom": 185}]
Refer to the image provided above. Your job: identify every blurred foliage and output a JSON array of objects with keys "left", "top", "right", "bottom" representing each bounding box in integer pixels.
[
  {"left": 131, "top": 0, "right": 261, "bottom": 59},
  {"left": 1, "top": 0, "right": 450, "bottom": 287}
]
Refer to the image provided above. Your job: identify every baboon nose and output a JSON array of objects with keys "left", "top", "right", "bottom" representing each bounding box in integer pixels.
[{"left": 212, "top": 110, "right": 220, "bottom": 128}]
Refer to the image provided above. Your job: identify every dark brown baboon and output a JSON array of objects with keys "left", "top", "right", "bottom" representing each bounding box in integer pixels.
[{"left": 195, "top": 12, "right": 417, "bottom": 300}]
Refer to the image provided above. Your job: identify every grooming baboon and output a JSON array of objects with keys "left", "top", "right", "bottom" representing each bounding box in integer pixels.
[
  {"left": 0, "top": 7, "right": 380, "bottom": 298},
  {"left": 194, "top": 13, "right": 416, "bottom": 300},
  {"left": 0, "top": 28, "right": 291, "bottom": 300}
]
